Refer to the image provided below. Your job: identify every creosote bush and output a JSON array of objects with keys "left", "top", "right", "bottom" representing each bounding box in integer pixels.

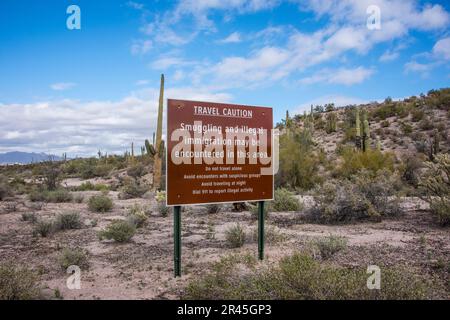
[
  {"left": 225, "top": 224, "right": 246, "bottom": 248},
  {"left": 0, "top": 175, "right": 12, "bottom": 200},
  {"left": 271, "top": 188, "right": 302, "bottom": 212},
  {"left": 205, "top": 204, "right": 221, "bottom": 214},
  {"left": 59, "top": 248, "right": 89, "bottom": 270},
  {"left": 21, "top": 212, "right": 37, "bottom": 223},
  {"left": 0, "top": 263, "right": 41, "bottom": 300},
  {"left": 314, "top": 235, "right": 348, "bottom": 259},
  {"left": 28, "top": 188, "right": 73, "bottom": 203},
  {"left": 88, "top": 194, "right": 113, "bottom": 213},
  {"left": 184, "top": 252, "right": 430, "bottom": 300},
  {"left": 99, "top": 220, "right": 136, "bottom": 243},
  {"left": 118, "top": 179, "right": 146, "bottom": 199},
  {"left": 55, "top": 212, "right": 82, "bottom": 230},
  {"left": 33, "top": 220, "right": 54, "bottom": 237},
  {"left": 419, "top": 154, "right": 450, "bottom": 226},
  {"left": 308, "top": 171, "right": 402, "bottom": 224},
  {"left": 126, "top": 205, "right": 148, "bottom": 228}
]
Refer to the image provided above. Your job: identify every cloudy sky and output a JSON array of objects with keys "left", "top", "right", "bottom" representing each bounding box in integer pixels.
[{"left": 0, "top": 0, "right": 449, "bottom": 157}]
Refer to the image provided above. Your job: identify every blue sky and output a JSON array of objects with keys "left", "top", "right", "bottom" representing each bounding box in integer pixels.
[{"left": 0, "top": 0, "right": 449, "bottom": 156}]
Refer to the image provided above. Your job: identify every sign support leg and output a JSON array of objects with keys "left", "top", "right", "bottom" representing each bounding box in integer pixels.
[
  {"left": 174, "top": 206, "right": 181, "bottom": 277},
  {"left": 258, "top": 201, "right": 265, "bottom": 260}
]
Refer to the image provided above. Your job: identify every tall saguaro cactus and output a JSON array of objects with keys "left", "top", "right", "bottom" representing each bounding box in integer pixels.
[
  {"left": 362, "top": 112, "right": 370, "bottom": 152},
  {"left": 355, "top": 108, "right": 361, "bottom": 150},
  {"left": 153, "top": 74, "right": 164, "bottom": 190}
]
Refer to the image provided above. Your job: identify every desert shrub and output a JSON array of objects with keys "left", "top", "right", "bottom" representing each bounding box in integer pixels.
[
  {"left": 99, "top": 220, "right": 136, "bottom": 243},
  {"left": 158, "top": 202, "right": 169, "bottom": 217},
  {"left": 251, "top": 225, "right": 286, "bottom": 244},
  {"left": 126, "top": 164, "right": 146, "bottom": 178},
  {"left": 337, "top": 147, "right": 394, "bottom": 178},
  {"left": 58, "top": 248, "right": 89, "bottom": 270},
  {"left": 276, "top": 132, "right": 321, "bottom": 190},
  {"left": 93, "top": 164, "right": 113, "bottom": 178},
  {"left": 126, "top": 206, "right": 148, "bottom": 228},
  {"left": 28, "top": 189, "right": 47, "bottom": 202},
  {"left": 419, "top": 154, "right": 450, "bottom": 226},
  {"left": 272, "top": 188, "right": 302, "bottom": 212},
  {"left": 205, "top": 204, "right": 221, "bottom": 214},
  {"left": 29, "top": 189, "right": 72, "bottom": 203},
  {"left": 225, "top": 224, "right": 246, "bottom": 248},
  {"left": 118, "top": 179, "right": 146, "bottom": 199},
  {"left": 0, "top": 175, "right": 12, "bottom": 200},
  {"left": 42, "top": 162, "right": 61, "bottom": 191},
  {"left": 0, "top": 263, "right": 41, "bottom": 300},
  {"left": 314, "top": 235, "right": 347, "bottom": 259},
  {"left": 352, "top": 170, "right": 403, "bottom": 217},
  {"left": 55, "top": 212, "right": 82, "bottom": 230},
  {"left": 33, "top": 220, "right": 54, "bottom": 237},
  {"left": 381, "top": 120, "right": 390, "bottom": 128},
  {"left": 411, "top": 109, "right": 424, "bottom": 122},
  {"left": 401, "top": 155, "right": 424, "bottom": 187},
  {"left": 249, "top": 202, "right": 269, "bottom": 219},
  {"left": 21, "top": 212, "right": 37, "bottom": 223},
  {"left": 45, "top": 189, "right": 73, "bottom": 203},
  {"left": 75, "top": 182, "right": 109, "bottom": 192},
  {"left": 419, "top": 117, "right": 434, "bottom": 131},
  {"left": 88, "top": 194, "right": 113, "bottom": 212},
  {"left": 184, "top": 252, "right": 429, "bottom": 300},
  {"left": 73, "top": 194, "right": 84, "bottom": 203},
  {"left": 400, "top": 122, "right": 413, "bottom": 135}
]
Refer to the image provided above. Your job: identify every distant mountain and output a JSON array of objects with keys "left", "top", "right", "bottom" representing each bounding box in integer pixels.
[{"left": 0, "top": 152, "right": 63, "bottom": 165}]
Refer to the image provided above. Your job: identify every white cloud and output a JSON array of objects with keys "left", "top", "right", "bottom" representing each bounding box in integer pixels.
[
  {"left": 379, "top": 50, "right": 400, "bottom": 62},
  {"left": 126, "top": 1, "right": 144, "bottom": 10},
  {"left": 150, "top": 57, "right": 192, "bottom": 70},
  {"left": 404, "top": 61, "right": 434, "bottom": 75},
  {"left": 135, "top": 80, "right": 149, "bottom": 86},
  {"left": 300, "top": 67, "right": 374, "bottom": 86},
  {"left": 0, "top": 87, "right": 232, "bottom": 157},
  {"left": 50, "top": 82, "right": 76, "bottom": 91},
  {"left": 218, "top": 32, "right": 242, "bottom": 43},
  {"left": 131, "top": 39, "right": 152, "bottom": 55},
  {"left": 294, "top": 95, "right": 369, "bottom": 114},
  {"left": 433, "top": 37, "right": 450, "bottom": 60}
]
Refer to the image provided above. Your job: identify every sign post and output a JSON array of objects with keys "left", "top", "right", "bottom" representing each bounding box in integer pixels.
[
  {"left": 166, "top": 99, "right": 274, "bottom": 277},
  {"left": 258, "top": 201, "right": 265, "bottom": 260},
  {"left": 173, "top": 205, "right": 181, "bottom": 277}
]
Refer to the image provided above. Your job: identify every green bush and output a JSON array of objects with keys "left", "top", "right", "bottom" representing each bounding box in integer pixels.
[
  {"left": 28, "top": 189, "right": 72, "bottom": 203},
  {"left": 58, "top": 248, "right": 89, "bottom": 270},
  {"left": 45, "top": 189, "right": 73, "bottom": 203},
  {"left": 126, "top": 205, "right": 148, "bottom": 228},
  {"left": 75, "top": 182, "right": 109, "bottom": 192},
  {"left": 126, "top": 164, "right": 146, "bottom": 178},
  {"left": 419, "top": 154, "right": 450, "bottom": 226},
  {"left": 184, "top": 252, "right": 430, "bottom": 300},
  {"left": 314, "top": 235, "right": 347, "bottom": 259},
  {"left": 0, "top": 175, "right": 11, "bottom": 200},
  {"left": 55, "top": 212, "right": 82, "bottom": 230},
  {"left": 0, "top": 263, "right": 41, "bottom": 300},
  {"left": 225, "top": 224, "right": 246, "bottom": 248},
  {"left": 337, "top": 147, "right": 394, "bottom": 178},
  {"left": 88, "top": 194, "right": 113, "bottom": 213},
  {"left": 272, "top": 188, "right": 302, "bottom": 212},
  {"left": 21, "top": 212, "right": 37, "bottom": 223},
  {"left": 205, "top": 204, "right": 221, "bottom": 214},
  {"left": 33, "top": 220, "right": 54, "bottom": 237},
  {"left": 99, "top": 220, "right": 136, "bottom": 243},
  {"left": 118, "top": 180, "right": 146, "bottom": 199},
  {"left": 411, "top": 109, "right": 424, "bottom": 122},
  {"left": 158, "top": 202, "right": 169, "bottom": 217}
]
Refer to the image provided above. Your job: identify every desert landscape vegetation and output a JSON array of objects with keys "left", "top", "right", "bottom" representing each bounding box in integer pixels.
[{"left": 0, "top": 88, "right": 449, "bottom": 300}]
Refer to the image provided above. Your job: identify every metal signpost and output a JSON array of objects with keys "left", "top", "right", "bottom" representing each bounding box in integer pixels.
[{"left": 166, "top": 99, "right": 274, "bottom": 277}]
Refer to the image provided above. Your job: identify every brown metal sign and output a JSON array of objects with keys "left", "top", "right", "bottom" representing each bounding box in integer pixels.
[{"left": 166, "top": 99, "right": 274, "bottom": 206}]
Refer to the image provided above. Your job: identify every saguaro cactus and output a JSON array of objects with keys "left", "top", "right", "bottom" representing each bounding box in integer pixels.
[
  {"left": 361, "top": 112, "right": 370, "bottom": 152},
  {"left": 153, "top": 74, "right": 164, "bottom": 190},
  {"left": 355, "top": 108, "right": 361, "bottom": 150},
  {"left": 145, "top": 139, "right": 156, "bottom": 156}
]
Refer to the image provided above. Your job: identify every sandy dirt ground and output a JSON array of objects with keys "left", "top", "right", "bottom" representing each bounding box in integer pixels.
[{"left": 0, "top": 185, "right": 448, "bottom": 300}]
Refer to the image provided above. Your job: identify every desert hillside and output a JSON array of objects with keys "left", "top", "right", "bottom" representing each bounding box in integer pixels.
[{"left": 0, "top": 88, "right": 449, "bottom": 300}]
